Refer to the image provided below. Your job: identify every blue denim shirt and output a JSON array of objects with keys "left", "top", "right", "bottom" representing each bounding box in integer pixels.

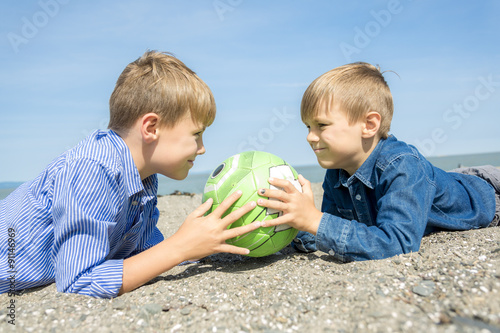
[{"left": 293, "top": 136, "right": 495, "bottom": 262}]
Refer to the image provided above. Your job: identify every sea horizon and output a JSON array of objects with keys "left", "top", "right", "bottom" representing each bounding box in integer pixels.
[{"left": 2, "top": 151, "right": 500, "bottom": 200}]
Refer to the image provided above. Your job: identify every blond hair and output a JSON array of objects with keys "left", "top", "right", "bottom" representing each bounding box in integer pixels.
[
  {"left": 109, "top": 51, "right": 216, "bottom": 132},
  {"left": 301, "top": 62, "right": 393, "bottom": 138}
]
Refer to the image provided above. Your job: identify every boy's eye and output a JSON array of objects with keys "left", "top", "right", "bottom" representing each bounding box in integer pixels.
[{"left": 194, "top": 128, "right": 205, "bottom": 136}]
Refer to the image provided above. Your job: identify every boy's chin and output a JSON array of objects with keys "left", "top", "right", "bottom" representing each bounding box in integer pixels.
[
  {"left": 173, "top": 173, "right": 189, "bottom": 181},
  {"left": 163, "top": 171, "right": 189, "bottom": 181},
  {"left": 317, "top": 159, "right": 334, "bottom": 169}
]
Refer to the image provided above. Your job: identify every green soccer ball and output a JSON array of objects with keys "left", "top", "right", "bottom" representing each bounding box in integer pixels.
[{"left": 202, "top": 151, "right": 301, "bottom": 257}]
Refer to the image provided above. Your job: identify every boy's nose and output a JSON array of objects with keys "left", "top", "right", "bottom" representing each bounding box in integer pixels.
[
  {"left": 307, "top": 130, "right": 319, "bottom": 143},
  {"left": 197, "top": 143, "right": 206, "bottom": 155}
]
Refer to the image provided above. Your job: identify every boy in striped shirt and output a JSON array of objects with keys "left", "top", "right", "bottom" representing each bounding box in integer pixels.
[{"left": 0, "top": 51, "right": 260, "bottom": 298}]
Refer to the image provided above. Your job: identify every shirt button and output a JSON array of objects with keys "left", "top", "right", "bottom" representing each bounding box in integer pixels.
[
  {"left": 131, "top": 200, "right": 139, "bottom": 206},
  {"left": 355, "top": 194, "right": 362, "bottom": 201},
  {"left": 328, "top": 249, "right": 335, "bottom": 256}
]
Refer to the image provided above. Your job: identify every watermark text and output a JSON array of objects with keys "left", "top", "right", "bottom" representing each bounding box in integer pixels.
[
  {"left": 6, "top": 228, "right": 17, "bottom": 325},
  {"left": 340, "top": 0, "right": 408, "bottom": 61},
  {"left": 213, "top": 0, "right": 243, "bottom": 21},
  {"left": 237, "top": 107, "right": 295, "bottom": 151},
  {"left": 7, "top": 0, "right": 70, "bottom": 53},
  {"left": 414, "top": 75, "right": 500, "bottom": 156}
]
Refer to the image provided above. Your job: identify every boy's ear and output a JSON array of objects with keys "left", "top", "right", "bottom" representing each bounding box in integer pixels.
[
  {"left": 140, "top": 113, "right": 160, "bottom": 143},
  {"left": 362, "top": 111, "right": 381, "bottom": 138}
]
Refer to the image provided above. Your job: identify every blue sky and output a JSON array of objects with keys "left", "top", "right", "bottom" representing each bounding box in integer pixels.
[{"left": 1, "top": 0, "right": 499, "bottom": 183}]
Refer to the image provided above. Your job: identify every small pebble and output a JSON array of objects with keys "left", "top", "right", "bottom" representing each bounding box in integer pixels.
[{"left": 412, "top": 280, "right": 436, "bottom": 297}]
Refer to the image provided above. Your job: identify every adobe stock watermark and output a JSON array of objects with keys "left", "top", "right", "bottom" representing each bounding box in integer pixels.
[
  {"left": 237, "top": 107, "right": 295, "bottom": 152},
  {"left": 213, "top": 0, "right": 243, "bottom": 21},
  {"left": 414, "top": 75, "right": 500, "bottom": 156},
  {"left": 7, "top": 0, "right": 70, "bottom": 54},
  {"left": 339, "top": 0, "right": 410, "bottom": 62},
  {"left": 6, "top": 227, "right": 17, "bottom": 325}
]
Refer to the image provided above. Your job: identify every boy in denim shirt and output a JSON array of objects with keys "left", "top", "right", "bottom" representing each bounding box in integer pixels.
[
  {"left": 0, "top": 51, "right": 260, "bottom": 298},
  {"left": 257, "top": 62, "right": 500, "bottom": 262}
]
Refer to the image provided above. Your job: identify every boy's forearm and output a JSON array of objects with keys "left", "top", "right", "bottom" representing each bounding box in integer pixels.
[{"left": 118, "top": 239, "right": 185, "bottom": 295}]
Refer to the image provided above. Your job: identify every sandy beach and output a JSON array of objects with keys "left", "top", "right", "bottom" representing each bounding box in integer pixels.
[{"left": 1, "top": 183, "right": 499, "bottom": 332}]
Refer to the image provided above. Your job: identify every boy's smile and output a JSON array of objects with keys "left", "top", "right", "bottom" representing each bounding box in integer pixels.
[{"left": 312, "top": 147, "right": 326, "bottom": 153}]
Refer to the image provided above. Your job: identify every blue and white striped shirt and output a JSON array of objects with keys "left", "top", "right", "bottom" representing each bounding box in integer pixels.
[{"left": 0, "top": 130, "right": 164, "bottom": 298}]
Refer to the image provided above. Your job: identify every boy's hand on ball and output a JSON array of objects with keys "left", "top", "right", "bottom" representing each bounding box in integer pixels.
[
  {"left": 257, "top": 175, "right": 322, "bottom": 235},
  {"left": 173, "top": 190, "right": 261, "bottom": 260}
]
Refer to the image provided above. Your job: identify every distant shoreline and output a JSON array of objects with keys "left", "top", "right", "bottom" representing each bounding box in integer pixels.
[
  {"left": 426, "top": 151, "right": 500, "bottom": 171},
  {"left": 2, "top": 151, "right": 500, "bottom": 200}
]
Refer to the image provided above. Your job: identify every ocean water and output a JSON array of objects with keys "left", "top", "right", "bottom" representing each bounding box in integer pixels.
[
  {"left": 156, "top": 164, "right": 328, "bottom": 196},
  {"left": 1, "top": 151, "right": 499, "bottom": 200},
  {"left": 426, "top": 152, "right": 500, "bottom": 172}
]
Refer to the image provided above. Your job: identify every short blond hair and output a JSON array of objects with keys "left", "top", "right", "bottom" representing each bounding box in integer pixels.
[
  {"left": 109, "top": 51, "right": 216, "bottom": 132},
  {"left": 301, "top": 62, "right": 393, "bottom": 138}
]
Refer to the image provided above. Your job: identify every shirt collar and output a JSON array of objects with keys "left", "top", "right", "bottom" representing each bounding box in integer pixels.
[
  {"left": 337, "top": 136, "right": 393, "bottom": 189},
  {"left": 102, "top": 129, "right": 157, "bottom": 198}
]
